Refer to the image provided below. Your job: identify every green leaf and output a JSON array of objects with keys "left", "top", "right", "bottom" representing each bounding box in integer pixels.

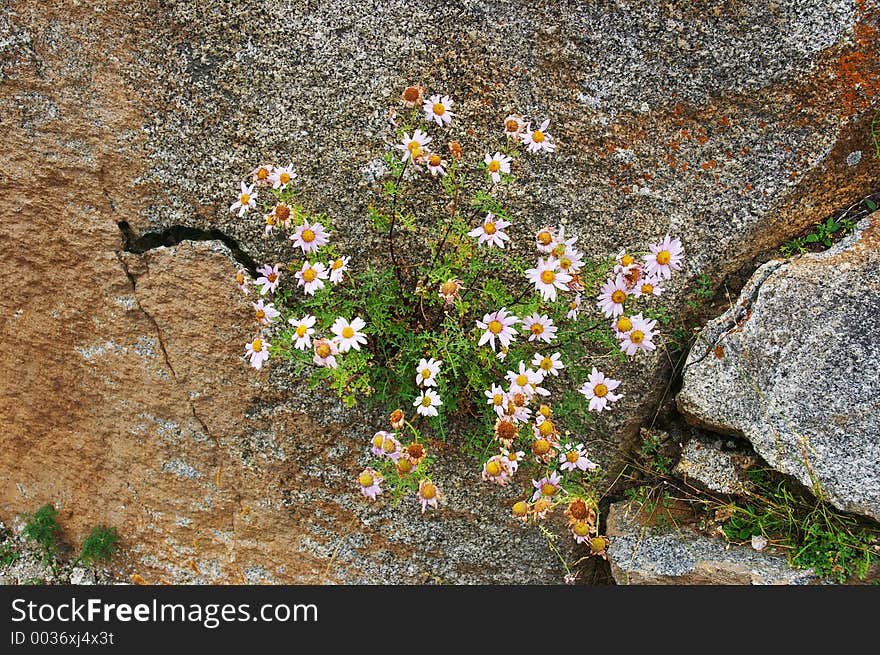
[
  {"left": 865, "top": 198, "right": 877, "bottom": 212},
  {"left": 805, "top": 233, "right": 819, "bottom": 243}
]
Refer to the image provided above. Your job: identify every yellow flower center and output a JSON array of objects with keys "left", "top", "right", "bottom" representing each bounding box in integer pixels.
[
  {"left": 541, "top": 483, "right": 558, "bottom": 497},
  {"left": 569, "top": 301, "right": 578, "bottom": 310},
  {"left": 255, "top": 309, "right": 265, "bottom": 320},
  {"left": 332, "top": 258, "right": 344, "bottom": 270},
  {"left": 540, "top": 357, "right": 553, "bottom": 371},
  {"left": 483, "top": 221, "right": 497, "bottom": 235},
  {"left": 236, "top": 272, "right": 245, "bottom": 285},
  {"left": 358, "top": 472, "right": 374, "bottom": 487},
  {"left": 590, "top": 537, "right": 607, "bottom": 552},
  {"left": 537, "top": 230, "right": 552, "bottom": 245},
  {"left": 512, "top": 501, "right": 529, "bottom": 517},
  {"left": 296, "top": 325, "right": 308, "bottom": 338},
  {"left": 540, "top": 270, "right": 556, "bottom": 285},
  {"left": 420, "top": 368, "right": 432, "bottom": 380},
  {"left": 630, "top": 330, "right": 644, "bottom": 345},
  {"left": 533, "top": 439, "right": 551, "bottom": 455},
  {"left": 616, "top": 316, "right": 633, "bottom": 332},
  {"left": 342, "top": 326, "right": 355, "bottom": 339},
  {"left": 257, "top": 168, "right": 269, "bottom": 180},
  {"left": 302, "top": 269, "right": 317, "bottom": 283},
  {"left": 440, "top": 281, "right": 458, "bottom": 296},
  {"left": 539, "top": 405, "right": 551, "bottom": 418},
  {"left": 428, "top": 154, "right": 442, "bottom": 167},
  {"left": 532, "top": 130, "right": 545, "bottom": 143},
  {"left": 251, "top": 339, "right": 263, "bottom": 352},
  {"left": 567, "top": 451, "right": 581, "bottom": 463},
  {"left": 506, "top": 119, "right": 520, "bottom": 132},
  {"left": 240, "top": 193, "right": 250, "bottom": 205},
  {"left": 573, "top": 521, "right": 590, "bottom": 537},
  {"left": 487, "top": 319, "right": 503, "bottom": 334},
  {"left": 622, "top": 254, "right": 635, "bottom": 267},
  {"left": 421, "top": 482, "right": 437, "bottom": 499},
  {"left": 408, "top": 141, "right": 421, "bottom": 156},
  {"left": 492, "top": 393, "right": 503, "bottom": 406},
  {"left": 397, "top": 458, "right": 413, "bottom": 474},
  {"left": 382, "top": 438, "right": 397, "bottom": 453},
  {"left": 611, "top": 290, "right": 626, "bottom": 304},
  {"left": 316, "top": 343, "right": 331, "bottom": 358},
  {"left": 301, "top": 229, "right": 315, "bottom": 243},
  {"left": 372, "top": 434, "right": 384, "bottom": 448},
  {"left": 486, "top": 460, "right": 502, "bottom": 477},
  {"left": 559, "top": 257, "right": 572, "bottom": 270},
  {"left": 593, "top": 383, "right": 608, "bottom": 398},
  {"left": 279, "top": 172, "right": 291, "bottom": 184},
  {"left": 266, "top": 215, "right": 276, "bottom": 226},
  {"left": 432, "top": 102, "right": 445, "bottom": 116},
  {"left": 641, "top": 283, "right": 654, "bottom": 294},
  {"left": 421, "top": 395, "right": 433, "bottom": 407},
  {"left": 487, "top": 159, "right": 501, "bottom": 173},
  {"left": 538, "top": 420, "right": 555, "bottom": 437},
  {"left": 514, "top": 374, "right": 527, "bottom": 387},
  {"left": 507, "top": 451, "right": 519, "bottom": 462},
  {"left": 552, "top": 244, "right": 566, "bottom": 258},
  {"left": 530, "top": 323, "right": 544, "bottom": 335},
  {"left": 656, "top": 250, "right": 671, "bottom": 265}
]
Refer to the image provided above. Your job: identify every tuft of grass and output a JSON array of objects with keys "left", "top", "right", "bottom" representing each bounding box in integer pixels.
[
  {"left": 21, "top": 504, "right": 61, "bottom": 559},
  {"left": 0, "top": 543, "right": 20, "bottom": 567},
  {"left": 717, "top": 469, "right": 880, "bottom": 582},
  {"left": 78, "top": 526, "right": 120, "bottom": 566}
]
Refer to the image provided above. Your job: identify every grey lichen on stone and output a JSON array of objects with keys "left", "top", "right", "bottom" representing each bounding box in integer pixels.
[
  {"left": 677, "top": 214, "right": 880, "bottom": 521},
  {"left": 674, "top": 433, "right": 757, "bottom": 495}
]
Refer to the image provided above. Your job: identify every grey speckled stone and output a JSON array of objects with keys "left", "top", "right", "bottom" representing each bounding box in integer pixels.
[
  {"left": 606, "top": 500, "right": 818, "bottom": 585},
  {"left": 674, "top": 433, "right": 757, "bottom": 495},
  {"left": 677, "top": 214, "right": 880, "bottom": 521}
]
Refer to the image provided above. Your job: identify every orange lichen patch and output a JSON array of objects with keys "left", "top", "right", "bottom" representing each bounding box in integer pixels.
[
  {"left": 680, "top": 128, "right": 691, "bottom": 140},
  {"left": 215, "top": 467, "right": 222, "bottom": 485},
  {"left": 188, "top": 560, "right": 200, "bottom": 575},
  {"left": 790, "top": 171, "right": 800, "bottom": 179},
  {"left": 673, "top": 102, "right": 686, "bottom": 117},
  {"left": 700, "top": 160, "right": 717, "bottom": 171},
  {"left": 131, "top": 574, "right": 148, "bottom": 585},
  {"left": 717, "top": 116, "right": 730, "bottom": 127},
  {"left": 714, "top": 345, "right": 724, "bottom": 359},
  {"left": 669, "top": 140, "right": 680, "bottom": 150}
]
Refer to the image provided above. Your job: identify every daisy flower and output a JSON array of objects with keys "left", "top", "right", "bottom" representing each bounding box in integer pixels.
[
  {"left": 494, "top": 417, "right": 518, "bottom": 448},
  {"left": 250, "top": 164, "right": 274, "bottom": 186},
  {"left": 289, "top": 314, "right": 316, "bottom": 350},
  {"left": 512, "top": 500, "right": 530, "bottom": 521},
  {"left": 438, "top": 278, "right": 463, "bottom": 305},
  {"left": 377, "top": 432, "right": 404, "bottom": 463},
  {"left": 485, "top": 384, "right": 508, "bottom": 418},
  {"left": 596, "top": 275, "right": 629, "bottom": 317},
  {"left": 565, "top": 498, "right": 595, "bottom": 526},
  {"left": 578, "top": 367, "right": 623, "bottom": 412},
  {"left": 501, "top": 448, "right": 525, "bottom": 474},
  {"left": 531, "top": 437, "right": 557, "bottom": 464},
  {"left": 414, "top": 389, "right": 442, "bottom": 417},
  {"left": 506, "top": 361, "right": 543, "bottom": 396},
  {"left": 425, "top": 152, "right": 447, "bottom": 176},
  {"left": 522, "top": 313, "right": 557, "bottom": 344},
  {"left": 255, "top": 264, "right": 282, "bottom": 295},
  {"left": 397, "top": 129, "right": 432, "bottom": 164},
  {"left": 330, "top": 316, "right": 367, "bottom": 353},
  {"left": 503, "top": 113, "right": 526, "bottom": 140},
  {"left": 370, "top": 430, "right": 393, "bottom": 457},
  {"left": 559, "top": 443, "right": 599, "bottom": 472},
  {"left": 401, "top": 84, "right": 425, "bottom": 108},
  {"left": 329, "top": 255, "right": 350, "bottom": 284},
  {"left": 389, "top": 409, "right": 406, "bottom": 430},
  {"left": 533, "top": 416, "right": 559, "bottom": 443},
  {"left": 468, "top": 212, "right": 511, "bottom": 249},
  {"left": 571, "top": 521, "right": 592, "bottom": 545},
  {"left": 406, "top": 442, "right": 427, "bottom": 466},
  {"left": 290, "top": 220, "right": 330, "bottom": 255},
  {"left": 357, "top": 468, "right": 383, "bottom": 501},
  {"left": 230, "top": 181, "right": 257, "bottom": 217},
  {"left": 531, "top": 351, "right": 565, "bottom": 378},
  {"left": 619, "top": 313, "right": 657, "bottom": 357},
  {"left": 549, "top": 225, "right": 578, "bottom": 258},
  {"left": 612, "top": 315, "right": 634, "bottom": 338},
  {"left": 423, "top": 93, "right": 454, "bottom": 127},
  {"left": 567, "top": 293, "right": 581, "bottom": 320},
  {"left": 634, "top": 275, "right": 663, "bottom": 297},
  {"left": 235, "top": 269, "right": 250, "bottom": 295},
  {"left": 415, "top": 357, "right": 442, "bottom": 388},
  {"left": 526, "top": 257, "right": 572, "bottom": 302},
  {"left": 252, "top": 299, "right": 280, "bottom": 326},
  {"left": 644, "top": 234, "right": 684, "bottom": 279},
  {"left": 271, "top": 163, "right": 296, "bottom": 190},
  {"left": 482, "top": 455, "right": 511, "bottom": 485},
  {"left": 273, "top": 203, "right": 292, "bottom": 230},
  {"left": 556, "top": 248, "right": 585, "bottom": 275},
  {"left": 535, "top": 226, "right": 556, "bottom": 253},
  {"left": 614, "top": 249, "right": 638, "bottom": 275},
  {"left": 531, "top": 471, "right": 564, "bottom": 502},
  {"left": 522, "top": 119, "right": 557, "bottom": 154},
  {"left": 484, "top": 152, "right": 512, "bottom": 184},
  {"left": 476, "top": 308, "right": 519, "bottom": 351},
  {"left": 589, "top": 535, "right": 611, "bottom": 559},
  {"left": 312, "top": 338, "right": 338, "bottom": 369},
  {"left": 504, "top": 394, "right": 533, "bottom": 424},
  {"left": 245, "top": 337, "right": 270, "bottom": 370},
  {"left": 295, "top": 261, "right": 328, "bottom": 296},
  {"left": 417, "top": 479, "right": 441, "bottom": 513}
]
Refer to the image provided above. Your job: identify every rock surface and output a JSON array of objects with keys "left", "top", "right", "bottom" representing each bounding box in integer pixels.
[
  {"left": 606, "top": 500, "right": 818, "bottom": 585},
  {"left": 674, "top": 433, "right": 757, "bottom": 495},
  {"left": 678, "top": 213, "right": 880, "bottom": 521},
  {"left": 1, "top": 0, "right": 879, "bottom": 583}
]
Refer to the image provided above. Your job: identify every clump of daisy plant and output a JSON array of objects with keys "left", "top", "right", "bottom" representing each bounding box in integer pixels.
[{"left": 226, "top": 84, "right": 684, "bottom": 563}]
